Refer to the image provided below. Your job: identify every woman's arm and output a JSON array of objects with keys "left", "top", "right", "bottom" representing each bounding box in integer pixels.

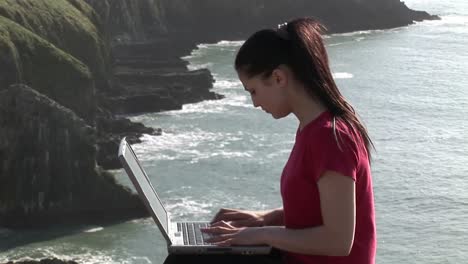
[
  {"left": 262, "top": 171, "right": 356, "bottom": 256},
  {"left": 204, "top": 171, "right": 355, "bottom": 256},
  {"left": 263, "top": 207, "right": 284, "bottom": 226}
]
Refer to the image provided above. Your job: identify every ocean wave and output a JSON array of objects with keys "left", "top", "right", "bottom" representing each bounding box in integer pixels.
[
  {"left": 164, "top": 194, "right": 271, "bottom": 221},
  {"left": 0, "top": 247, "right": 120, "bottom": 264},
  {"left": 181, "top": 46, "right": 209, "bottom": 60},
  {"left": 186, "top": 62, "right": 213, "bottom": 71},
  {"left": 327, "top": 42, "right": 346, "bottom": 47},
  {"left": 333, "top": 72, "right": 354, "bottom": 79},
  {"left": 332, "top": 29, "right": 383, "bottom": 37},
  {"left": 162, "top": 149, "right": 255, "bottom": 164},
  {"left": 417, "top": 14, "right": 468, "bottom": 26},
  {"left": 214, "top": 79, "right": 240, "bottom": 89},
  {"left": 133, "top": 131, "right": 252, "bottom": 161},
  {"left": 213, "top": 40, "right": 244, "bottom": 47},
  {"left": 167, "top": 100, "right": 229, "bottom": 115},
  {"left": 165, "top": 197, "right": 213, "bottom": 219},
  {"left": 82, "top": 226, "right": 104, "bottom": 233}
]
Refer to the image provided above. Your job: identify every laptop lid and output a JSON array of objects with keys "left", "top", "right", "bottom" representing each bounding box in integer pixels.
[{"left": 118, "top": 137, "right": 172, "bottom": 244}]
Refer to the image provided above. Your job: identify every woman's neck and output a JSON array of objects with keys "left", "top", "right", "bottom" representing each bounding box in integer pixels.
[{"left": 290, "top": 86, "right": 327, "bottom": 131}]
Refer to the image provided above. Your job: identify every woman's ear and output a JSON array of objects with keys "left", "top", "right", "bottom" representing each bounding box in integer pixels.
[{"left": 271, "top": 66, "right": 288, "bottom": 88}]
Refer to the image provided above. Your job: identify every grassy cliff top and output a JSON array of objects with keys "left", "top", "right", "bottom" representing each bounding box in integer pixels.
[
  {"left": 0, "top": 0, "right": 109, "bottom": 85},
  {"left": 0, "top": 15, "right": 95, "bottom": 119}
]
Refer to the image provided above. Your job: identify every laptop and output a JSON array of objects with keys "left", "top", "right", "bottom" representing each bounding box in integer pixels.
[{"left": 118, "top": 137, "right": 272, "bottom": 255}]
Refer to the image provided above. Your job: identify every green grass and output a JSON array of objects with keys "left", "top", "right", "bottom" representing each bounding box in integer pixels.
[
  {"left": 0, "top": 15, "right": 95, "bottom": 119},
  {"left": 0, "top": 0, "right": 109, "bottom": 85}
]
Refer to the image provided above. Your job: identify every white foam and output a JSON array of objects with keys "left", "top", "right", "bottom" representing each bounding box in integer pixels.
[
  {"left": 83, "top": 226, "right": 104, "bottom": 233},
  {"left": 327, "top": 42, "right": 346, "bottom": 47},
  {"left": 332, "top": 30, "right": 380, "bottom": 37},
  {"left": 186, "top": 62, "right": 213, "bottom": 71},
  {"left": 132, "top": 131, "right": 255, "bottom": 163},
  {"left": 162, "top": 100, "right": 228, "bottom": 115},
  {"left": 417, "top": 15, "right": 468, "bottom": 26},
  {"left": 213, "top": 40, "right": 244, "bottom": 47},
  {"left": 333, "top": 72, "right": 354, "bottom": 79},
  {"left": 1, "top": 247, "right": 120, "bottom": 264},
  {"left": 165, "top": 197, "right": 213, "bottom": 219},
  {"left": 214, "top": 79, "right": 240, "bottom": 89}
]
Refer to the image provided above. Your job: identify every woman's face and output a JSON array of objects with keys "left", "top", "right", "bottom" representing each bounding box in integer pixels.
[{"left": 237, "top": 69, "right": 292, "bottom": 119}]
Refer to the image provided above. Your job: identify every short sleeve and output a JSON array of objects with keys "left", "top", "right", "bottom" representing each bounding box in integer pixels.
[{"left": 308, "top": 126, "right": 359, "bottom": 182}]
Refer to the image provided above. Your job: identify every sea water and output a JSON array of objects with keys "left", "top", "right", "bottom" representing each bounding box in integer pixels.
[{"left": 1, "top": 0, "right": 467, "bottom": 263}]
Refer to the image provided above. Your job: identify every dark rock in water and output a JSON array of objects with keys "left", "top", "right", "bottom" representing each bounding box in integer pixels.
[
  {"left": 0, "top": 85, "right": 147, "bottom": 228},
  {"left": 95, "top": 114, "right": 162, "bottom": 170},
  {"left": 107, "top": 67, "right": 223, "bottom": 114},
  {"left": 3, "top": 258, "right": 78, "bottom": 264},
  {"left": 102, "top": 40, "right": 224, "bottom": 116}
]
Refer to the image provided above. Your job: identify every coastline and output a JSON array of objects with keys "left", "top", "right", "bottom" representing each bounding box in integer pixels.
[{"left": 0, "top": 0, "right": 438, "bottom": 229}]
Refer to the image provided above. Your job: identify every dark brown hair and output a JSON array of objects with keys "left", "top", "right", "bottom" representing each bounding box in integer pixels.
[{"left": 235, "top": 17, "right": 374, "bottom": 160}]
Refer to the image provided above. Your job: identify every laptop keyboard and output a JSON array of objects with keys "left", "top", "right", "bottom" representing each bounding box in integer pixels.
[{"left": 177, "top": 222, "right": 211, "bottom": 245}]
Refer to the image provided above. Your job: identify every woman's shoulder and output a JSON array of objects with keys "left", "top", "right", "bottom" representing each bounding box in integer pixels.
[{"left": 301, "top": 113, "right": 364, "bottom": 155}]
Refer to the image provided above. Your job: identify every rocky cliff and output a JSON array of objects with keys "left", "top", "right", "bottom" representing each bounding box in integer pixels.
[
  {"left": 0, "top": 85, "right": 146, "bottom": 227},
  {"left": 0, "top": 0, "right": 438, "bottom": 228},
  {"left": 0, "top": 0, "right": 153, "bottom": 228}
]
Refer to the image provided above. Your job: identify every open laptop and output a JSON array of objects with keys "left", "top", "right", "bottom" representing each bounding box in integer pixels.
[{"left": 118, "top": 137, "right": 272, "bottom": 255}]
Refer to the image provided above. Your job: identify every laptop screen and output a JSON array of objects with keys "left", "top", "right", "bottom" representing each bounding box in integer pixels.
[{"left": 118, "top": 138, "right": 169, "bottom": 235}]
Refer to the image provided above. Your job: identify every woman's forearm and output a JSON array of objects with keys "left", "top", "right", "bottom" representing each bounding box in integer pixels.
[
  {"left": 262, "top": 207, "right": 284, "bottom": 226},
  {"left": 261, "top": 225, "right": 353, "bottom": 257}
]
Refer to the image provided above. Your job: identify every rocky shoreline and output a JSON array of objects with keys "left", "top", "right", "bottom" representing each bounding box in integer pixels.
[{"left": 0, "top": 0, "right": 438, "bottom": 230}]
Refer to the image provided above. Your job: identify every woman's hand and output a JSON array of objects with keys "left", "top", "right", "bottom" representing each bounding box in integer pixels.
[
  {"left": 201, "top": 221, "right": 266, "bottom": 246},
  {"left": 211, "top": 208, "right": 266, "bottom": 227}
]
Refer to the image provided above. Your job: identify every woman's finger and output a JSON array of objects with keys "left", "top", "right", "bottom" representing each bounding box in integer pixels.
[
  {"left": 210, "top": 220, "right": 234, "bottom": 228},
  {"left": 205, "top": 233, "right": 234, "bottom": 243},
  {"left": 201, "top": 226, "right": 237, "bottom": 234},
  {"left": 211, "top": 209, "right": 229, "bottom": 223},
  {"left": 213, "top": 238, "right": 233, "bottom": 247},
  {"left": 211, "top": 209, "right": 243, "bottom": 223},
  {"left": 229, "top": 219, "right": 254, "bottom": 227}
]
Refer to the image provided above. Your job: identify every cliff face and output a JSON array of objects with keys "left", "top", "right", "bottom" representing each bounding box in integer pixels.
[
  {"left": 0, "top": 14, "right": 95, "bottom": 122},
  {"left": 0, "top": 0, "right": 150, "bottom": 228},
  {"left": 0, "top": 0, "right": 110, "bottom": 92},
  {"left": 84, "top": 0, "right": 167, "bottom": 42},
  {"left": 0, "top": 85, "right": 145, "bottom": 227},
  {"left": 0, "top": 0, "right": 111, "bottom": 123}
]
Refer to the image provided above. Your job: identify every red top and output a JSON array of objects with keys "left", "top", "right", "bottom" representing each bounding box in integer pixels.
[{"left": 280, "top": 111, "right": 376, "bottom": 264}]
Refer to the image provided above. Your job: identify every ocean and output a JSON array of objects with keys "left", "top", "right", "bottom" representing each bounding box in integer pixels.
[{"left": 1, "top": 0, "right": 467, "bottom": 263}]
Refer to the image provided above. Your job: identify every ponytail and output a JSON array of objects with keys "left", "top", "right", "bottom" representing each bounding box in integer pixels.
[{"left": 236, "top": 17, "right": 375, "bottom": 160}]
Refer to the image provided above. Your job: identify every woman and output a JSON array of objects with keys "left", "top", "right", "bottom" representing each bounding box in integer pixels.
[{"left": 202, "top": 17, "right": 376, "bottom": 264}]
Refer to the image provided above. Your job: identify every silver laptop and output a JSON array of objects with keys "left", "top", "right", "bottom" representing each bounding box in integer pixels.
[{"left": 118, "top": 137, "right": 272, "bottom": 255}]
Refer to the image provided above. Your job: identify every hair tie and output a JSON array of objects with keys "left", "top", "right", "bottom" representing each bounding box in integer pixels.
[{"left": 276, "top": 22, "right": 290, "bottom": 40}]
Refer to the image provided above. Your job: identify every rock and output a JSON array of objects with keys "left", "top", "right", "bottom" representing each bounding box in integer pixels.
[
  {"left": 95, "top": 114, "right": 162, "bottom": 170},
  {"left": 0, "top": 85, "right": 147, "bottom": 228}
]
